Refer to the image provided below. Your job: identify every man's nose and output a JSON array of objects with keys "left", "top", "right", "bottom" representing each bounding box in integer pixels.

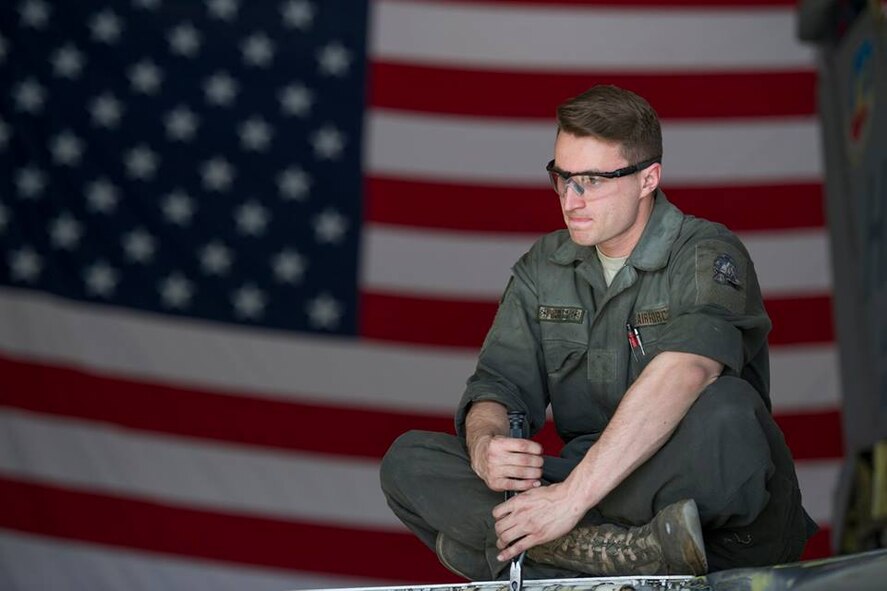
[{"left": 561, "top": 181, "right": 584, "bottom": 209}]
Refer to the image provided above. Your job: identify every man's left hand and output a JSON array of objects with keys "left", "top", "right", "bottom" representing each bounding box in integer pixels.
[{"left": 492, "top": 482, "right": 587, "bottom": 562}]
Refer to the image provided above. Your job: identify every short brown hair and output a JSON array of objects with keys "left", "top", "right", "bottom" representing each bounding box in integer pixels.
[{"left": 556, "top": 85, "right": 662, "bottom": 165}]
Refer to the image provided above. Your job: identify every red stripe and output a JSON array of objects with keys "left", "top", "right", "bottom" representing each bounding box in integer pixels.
[
  {"left": 774, "top": 410, "right": 844, "bottom": 460},
  {"left": 365, "top": 177, "right": 825, "bottom": 234},
  {"left": 0, "top": 476, "right": 832, "bottom": 581},
  {"left": 0, "top": 354, "right": 453, "bottom": 461},
  {"left": 360, "top": 291, "right": 833, "bottom": 348},
  {"left": 370, "top": 63, "right": 816, "bottom": 120},
  {"left": 766, "top": 294, "right": 834, "bottom": 346},
  {"left": 0, "top": 476, "right": 453, "bottom": 582},
  {"left": 0, "top": 354, "right": 842, "bottom": 461},
  {"left": 801, "top": 527, "right": 832, "bottom": 560}
]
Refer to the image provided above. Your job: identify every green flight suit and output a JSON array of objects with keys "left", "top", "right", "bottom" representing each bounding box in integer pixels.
[{"left": 381, "top": 192, "right": 815, "bottom": 580}]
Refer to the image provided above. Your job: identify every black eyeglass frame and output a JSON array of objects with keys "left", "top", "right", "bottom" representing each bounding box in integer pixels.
[{"left": 545, "top": 156, "right": 662, "bottom": 194}]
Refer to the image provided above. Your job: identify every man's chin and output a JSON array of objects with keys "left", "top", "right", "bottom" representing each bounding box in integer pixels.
[{"left": 567, "top": 230, "right": 597, "bottom": 246}]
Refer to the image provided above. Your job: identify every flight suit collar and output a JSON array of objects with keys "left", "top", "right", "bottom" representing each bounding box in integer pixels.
[
  {"left": 627, "top": 189, "right": 684, "bottom": 272},
  {"left": 549, "top": 189, "right": 684, "bottom": 270}
]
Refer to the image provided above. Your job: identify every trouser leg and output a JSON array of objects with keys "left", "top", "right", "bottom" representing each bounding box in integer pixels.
[
  {"left": 381, "top": 377, "right": 812, "bottom": 578},
  {"left": 380, "top": 430, "right": 585, "bottom": 580},
  {"left": 588, "top": 376, "right": 811, "bottom": 570}
]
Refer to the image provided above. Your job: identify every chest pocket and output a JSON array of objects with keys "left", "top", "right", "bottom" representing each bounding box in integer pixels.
[
  {"left": 539, "top": 314, "right": 588, "bottom": 393},
  {"left": 628, "top": 310, "right": 668, "bottom": 378}
]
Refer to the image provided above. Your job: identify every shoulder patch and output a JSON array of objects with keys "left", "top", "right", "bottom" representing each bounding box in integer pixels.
[
  {"left": 713, "top": 253, "right": 742, "bottom": 287},
  {"left": 695, "top": 240, "right": 748, "bottom": 313},
  {"left": 538, "top": 305, "right": 585, "bottom": 323}
]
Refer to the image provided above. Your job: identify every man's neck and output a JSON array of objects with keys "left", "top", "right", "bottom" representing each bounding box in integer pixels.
[{"left": 597, "top": 195, "right": 656, "bottom": 258}]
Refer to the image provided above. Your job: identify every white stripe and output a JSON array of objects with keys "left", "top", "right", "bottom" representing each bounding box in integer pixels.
[
  {"left": 0, "top": 288, "right": 839, "bottom": 414},
  {"left": 769, "top": 345, "right": 842, "bottom": 412},
  {"left": 0, "top": 409, "right": 839, "bottom": 529},
  {"left": 366, "top": 110, "right": 822, "bottom": 185},
  {"left": 0, "top": 410, "right": 402, "bottom": 530},
  {"left": 794, "top": 459, "right": 842, "bottom": 526},
  {"left": 0, "top": 287, "right": 471, "bottom": 412},
  {"left": 371, "top": 1, "right": 814, "bottom": 71},
  {"left": 363, "top": 225, "right": 830, "bottom": 298},
  {"left": 0, "top": 532, "right": 385, "bottom": 591}
]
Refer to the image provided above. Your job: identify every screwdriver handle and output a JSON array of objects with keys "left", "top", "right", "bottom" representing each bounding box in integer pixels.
[{"left": 505, "top": 411, "right": 526, "bottom": 501}]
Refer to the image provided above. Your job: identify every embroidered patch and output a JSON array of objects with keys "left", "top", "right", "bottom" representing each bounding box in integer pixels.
[
  {"left": 538, "top": 305, "right": 585, "bottom": 323},
  {"left": 713, "top": 253, "right": 742, "bottom": 288},
  {"left": 635, "top": 306, "right": 670, "bottom": 327},
  {"left": 695, "top": 240, "right": 747, "bottom": 314}
]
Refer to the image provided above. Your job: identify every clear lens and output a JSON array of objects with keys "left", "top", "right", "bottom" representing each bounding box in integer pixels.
[{"left": 548, "top": 171, "right": 562, "bottom": 194}]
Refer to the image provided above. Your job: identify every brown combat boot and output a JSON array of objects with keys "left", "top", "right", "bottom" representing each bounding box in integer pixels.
[{"left": 527, "top": 499, "right": 708, "bottom": 576}]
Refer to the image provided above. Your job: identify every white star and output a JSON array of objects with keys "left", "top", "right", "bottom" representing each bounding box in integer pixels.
[
  {"left": 314, "top": 208, "right": 349, "bottom": 244},
  {"left": 9, "top": 247, "right": 43, "bottom": 283},
  {"left": 90, "top": 10, "right": 123, "bottom": 44},
  {"left": 84, "top": 261, "right": 119, "bottom": 298},
  {"left": 311, "top": 125, "right": 346, "bottom": 160},
  {"left": 49, "top": 212, "right": 83, "bottom": 250},
  {"left": 169, "top": 23, "right": 201, "bottom": 57},
  {"left": 281, "top": 0, "right": 314, "bottom": 31},
  {"left": 16, "top": 167, "right": 46, "bottom": 199},
  {"left": 306, "top": 293, "right": 342, "bottom": 330},
  {"left": 13, "top": 79, "right": 46, "bottom": 114},
  {"left": 204, "top": 72, "right": 238, "bottom": 106},
  {"left": 235, "top": 200, "right": 269, "bottom": 236},
  {"left": 201, "top": 157, "right": 234, "bottom": 191},
  {"left": 90, "top": 93, "right": 124, "bottom": 128},
  {"left": 165, "top": 106, "right": 199, "bottom": 141},
  {"left": 277, "top": 167, "right": 310, "bottom": 201},
  {"left": 279, "top": 83, "right": 313, "bottom": 117},
  {"left": 0, "top": 203, "right": 8, "bottom": 234},
  {"left": 232, "top": 284, "right": 266, "bottom": 320},
  {"left": 125, "top": 145, "right": 159, "bottom": 180},
  {"left": 199, "top": 241, "right": 233, "bottom": 275},
  {"left": 50, "top": 131, "right": 84, "bottom": 166},
  {"left": 317, "top": 42, "right": 351, "bottom": 77},
  {"left": 162, "top": 190, "right": 196, "bottom": 225},
  {"left": 207, "top": 0, "right": 239, "bottom": 21},
  {"left": 20, "top": 0, "right": 51, "bottom": 29},
  {"left": 239, "top": 117, "right": 272, "bottom": 151},
  {"left": 51, "top": 45, "right": 85, "bottom": 79},
  {"left": 129, "top": 60, "right": 163, "bottom": 94},
  {"left": 272, "top": 249, "right": 306, "bottom": 284},
  {"left": 242, "top": 32, "right": 274, "bottom": 67},
  {"left": 0, "top": 119, "right": 8, "bottom": 149},
  {"left": 122, "top": 228, "right": 156, "bottom": 263},
  {"left": 159, "top": 273, "right": 194, "bottom": 309},
  {"left": 85, "top": 178, "right": 119, "bottom": 213}
]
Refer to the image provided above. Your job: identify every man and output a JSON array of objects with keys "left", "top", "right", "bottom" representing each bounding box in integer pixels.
[{"left": 380, "top": 85, "right": 816, "bottom": 581}]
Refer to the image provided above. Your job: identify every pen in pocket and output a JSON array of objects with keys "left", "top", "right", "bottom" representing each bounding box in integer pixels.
[{"left": 626, "top": 322, "right": 646, "bottom": 360}]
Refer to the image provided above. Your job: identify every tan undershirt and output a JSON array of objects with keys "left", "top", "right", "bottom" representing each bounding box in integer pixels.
[{"left": 597, "top": 249, "right": 629, "bottom": 287}]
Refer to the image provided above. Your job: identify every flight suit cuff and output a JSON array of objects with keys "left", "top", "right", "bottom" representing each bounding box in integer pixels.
[{"left": 657, "top": 313, "right": 744, "bottom": 373}]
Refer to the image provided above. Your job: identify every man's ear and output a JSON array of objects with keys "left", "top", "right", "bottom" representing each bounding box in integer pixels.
[{"left": 640, "top": 163, "right": 661, "bottom": 198}]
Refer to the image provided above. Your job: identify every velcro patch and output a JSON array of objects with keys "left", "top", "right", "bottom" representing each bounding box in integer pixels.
[
  {"left": 538, "top": 305, "right": 585, "bottom": 323},
  {"left": 587, "top": 349, "right": 616, "bottom": 382},
  {"left": 695, "top": 240, "right": 748, "bottom": 314},
  {"left": 635, "top": 306, "right": 670, "bottom": 327}
]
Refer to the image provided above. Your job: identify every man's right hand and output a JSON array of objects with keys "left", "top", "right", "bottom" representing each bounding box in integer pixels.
[{"left": 469, "top": 434, "right": 543, "bottom": 492}]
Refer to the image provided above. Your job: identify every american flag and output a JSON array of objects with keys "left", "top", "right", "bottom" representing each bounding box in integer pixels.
[{"left": 0, "top": 1, "right": 841, "bottom": 590}]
